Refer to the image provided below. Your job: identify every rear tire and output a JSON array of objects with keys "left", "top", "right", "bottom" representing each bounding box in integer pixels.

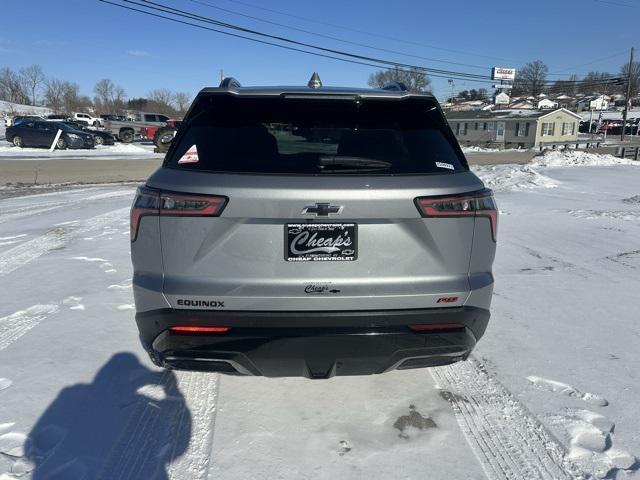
[
  {"left": 153, "top": 126, "right": 176, "bottom": 153},
  {"left": 120, "top": 129, "right": 134, "bottom": 143},
  {"left": 12, "top": 136, "right": 24, "bottom": 148}
]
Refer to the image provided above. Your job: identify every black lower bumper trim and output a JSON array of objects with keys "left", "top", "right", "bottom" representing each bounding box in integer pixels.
[{"left": 136, "top": 307, "right": 490, "bottom": 378}]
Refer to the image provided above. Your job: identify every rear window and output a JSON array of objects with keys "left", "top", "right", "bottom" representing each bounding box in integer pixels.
[{"left": 166, "top": 95, "right": 467, "bottom": 175}]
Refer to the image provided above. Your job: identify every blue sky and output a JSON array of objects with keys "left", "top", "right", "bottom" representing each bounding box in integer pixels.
[{"left": 0, "top": 0, "right": 638, "bottom": 101}]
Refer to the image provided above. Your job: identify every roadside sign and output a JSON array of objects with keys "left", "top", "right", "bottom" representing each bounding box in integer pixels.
[
  {"left": 495, "top": 92, "right": 510, "bottom": 105},
  {"left": 492, "top": 67, "right": 516, "bottom": 81}
]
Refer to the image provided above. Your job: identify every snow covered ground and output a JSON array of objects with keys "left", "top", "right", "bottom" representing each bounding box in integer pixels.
[
  {"left": 0, "top": 154, "right": 639, "bottom": 479},
  {"left": 0, "top": 140, "right": 161, "bottom": 160},
  {"left": 0, "top": 101, "right": 51, "bottom": 120}
]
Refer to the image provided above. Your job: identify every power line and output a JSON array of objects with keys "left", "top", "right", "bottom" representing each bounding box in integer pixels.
[
  {"left": 187, "top": 0, "right": 491, "bottom": 71},
  {"left": 104, "top": 0, "right": 497, "bottom": 82},
  {"left": 216, "top": 0, "right": 626, "bottom": 78},
  {"left": 102, "top": 0, "right": 624, "bottom": 89},
  {"left": 99, "top": 0, "right": 497, "bottom": 86},
  {"left": 549, "top": 51, "right": 630, "bottom": 75},
  {"left": 208, "top": 0, "right": 524, "bottom": 64}
]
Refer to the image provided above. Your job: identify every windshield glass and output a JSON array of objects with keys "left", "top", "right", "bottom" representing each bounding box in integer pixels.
[{"left": 167, "top": 96, "right": 467, "bottom": 175}]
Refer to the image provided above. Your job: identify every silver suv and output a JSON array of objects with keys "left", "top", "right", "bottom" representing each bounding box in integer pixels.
[{"left": 130, "top": 76, "right": 497, "bottom": 379}]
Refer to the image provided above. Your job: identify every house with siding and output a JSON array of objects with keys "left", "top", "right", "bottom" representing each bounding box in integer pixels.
[{"left": 445, "top": 108, "right": 581, "bottom": 149}]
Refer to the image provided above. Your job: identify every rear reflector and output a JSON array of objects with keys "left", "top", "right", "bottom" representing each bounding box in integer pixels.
[
  {"left": 415, "top": 188, "right": 498, "bottom": 241},
  {"left": 409, "top": 323, "right": 465, "bottom": 332},
  {"left": 130, "top": 186, "right": 228, "bottom": 242},
  {"left": 169, "top": 326, "right": 230, "bottom": 334}
]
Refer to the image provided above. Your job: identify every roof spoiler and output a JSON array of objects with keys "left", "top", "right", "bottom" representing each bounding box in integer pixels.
[
  {"left": 382, "top": 81, "right": 408, "bottom": 92},
  {"left": 219, "top": 77, "right": 242, "bottom": 89}
]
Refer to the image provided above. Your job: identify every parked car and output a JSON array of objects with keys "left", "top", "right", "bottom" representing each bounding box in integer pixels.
[
  {"left": 130, "top": 77, "right": 498, "bottom": 378},
  {"left": 9, "top": 115, "right": 47, "bottom": 127},
  {"left": 6, "top": 121, "right": 95, "bottom": 149},
  {"left": 72, "top": 112, "right": 103, "bottom": 127},
  {"left": 47, "top": 114, "right": 71, "bottom": 121},
  {"left": 62, "top": 121, "right": 115, "bottom": 145}
]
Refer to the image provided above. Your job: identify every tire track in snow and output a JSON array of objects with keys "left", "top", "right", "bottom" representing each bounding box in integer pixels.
[
  {"left": 97, "top": 371, "right": 219, "bottom": 480},
  {"left": 0, "top": 304, "right": 60, "bottom": 351},
  {"left": 0, "top": 207, "right": 129, "bottom": 276},
  {"left": 0, "top": 190, "right": 134, "bottom": 225},
  {"left": 431, "top": 359, "right": 584, "bottom": 480}
]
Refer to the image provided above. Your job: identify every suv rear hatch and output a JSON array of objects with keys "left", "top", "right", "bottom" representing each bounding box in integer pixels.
[{"left": 145, "top": 93, "right": 486, "bottom": 312}]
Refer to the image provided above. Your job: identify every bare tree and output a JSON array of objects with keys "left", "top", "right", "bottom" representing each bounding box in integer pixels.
[
  {"left": 148, "top": 88, "right": 176, "bottom": 115},
  {"left": 512, "top": 60, "right": 548, "bottom": 97},
  {"left": 0, "top": 67, "right": 29, "bottom": 104},
  {"left": 148, "top": 88, "right": 173, "bottom": 105},
  {"left": 549, "top": 74, "right": 580, "bottom": 96},
  {"left": 578, "top": 71, "right": 614, "bottom": 95},
  {"left": 62, "top": 82, "right": 83, "bottom": 112},
  {"left": 173, "top": 92, "right": 191, "bottom": 114},
  {"left": 113, "top": 86, "right": 127, "bottom": 114},
  {"left": 620, "top": 61, "right": 640, "bottom": 99},
  {"left": 43, "top": 78, "right": 66, "bottom": 112},
  {"left": 19, "top": 64, "right": 45, "bottom": 106},
  {"left": 94, "top": 78, "right": 115, "bottom": 114},
  {"left": 367, "top": 67, "right": 431, "bottom": 93}
]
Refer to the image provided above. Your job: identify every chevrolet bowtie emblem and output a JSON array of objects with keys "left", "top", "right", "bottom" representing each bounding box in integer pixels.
[{"left": 301, "top": 203, "right": 343, "bottom": 217}]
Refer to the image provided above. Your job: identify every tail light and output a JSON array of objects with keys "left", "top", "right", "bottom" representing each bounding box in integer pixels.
[
  {"left": 415, "top": 188, "right": 498, "bottom": 241},
  {"left": 169, "top": 326, "right": 230, "bottom": 334},
  {"left": 130, "top": 187, "right": 227, "bottom": 242}
]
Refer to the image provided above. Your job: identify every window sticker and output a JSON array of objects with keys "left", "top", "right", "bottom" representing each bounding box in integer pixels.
[
  {"left": 435, "top": 161, "right": 454, "bottom": 170},
  {"left": 178, "top": 144, "right": 199, "bottom": 164}
]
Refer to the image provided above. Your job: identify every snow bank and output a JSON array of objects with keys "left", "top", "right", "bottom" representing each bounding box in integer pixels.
[
  {"left": 533, "top": 149, "right": 639, "bottom": 167},
  {"left": 472, "top": 164, "right": 559, "bottom": 192},
  {"left": 0, "top": 141, "right": 162, "bottom": 159},
  {"left": 472, "top": 150, "right": 639, "bottom": 192},
  {"left": 462, "top": 145, "right": 533, "bottom": 154}
]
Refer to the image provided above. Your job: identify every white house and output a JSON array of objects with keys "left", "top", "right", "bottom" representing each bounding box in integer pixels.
[
  {"left": 589, "top": 95, "right": 610, "bottom": 111},
  {"left": 576, "top": 95, "right": 611, "bottom": 111},
  {"left": 538, "top": 98, "right": 558, "bottom": 110}
]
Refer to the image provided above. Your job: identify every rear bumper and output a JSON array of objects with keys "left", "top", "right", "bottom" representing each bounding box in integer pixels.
[{"left": 136, "top": 307, "right": 490, "bottom": 378}]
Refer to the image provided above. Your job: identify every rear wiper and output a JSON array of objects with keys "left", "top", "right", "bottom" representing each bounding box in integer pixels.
[{"left": 318, "top": 156, "right": 392, "bottom": 171}]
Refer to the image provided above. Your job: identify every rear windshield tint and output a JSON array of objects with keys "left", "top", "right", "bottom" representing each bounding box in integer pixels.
[{"left": 166, "top": 95, "right": 467, "bottom": 175}]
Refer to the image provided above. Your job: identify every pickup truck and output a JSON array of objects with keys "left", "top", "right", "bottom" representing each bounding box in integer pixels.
[
  {"left": 102, "top": 112, "right": 169, "bottom": 143},
  {"left": 73, "top": 112, "right": 103, "bottom": 127}
]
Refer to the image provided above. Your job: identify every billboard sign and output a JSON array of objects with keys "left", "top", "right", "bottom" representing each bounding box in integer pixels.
[{"left": 492, "top": 67, "right": 516, "bottom": 81}]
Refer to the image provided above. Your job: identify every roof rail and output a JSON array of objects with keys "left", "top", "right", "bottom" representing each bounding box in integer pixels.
[
  {"left": 219, "top": 77, "right": 242, "bottom": 89},
  {"left": 381, "top": 81, "right": 408, "bottom": 92}
]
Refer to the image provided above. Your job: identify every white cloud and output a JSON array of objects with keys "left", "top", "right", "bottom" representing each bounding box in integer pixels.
[{"left": 127, "top": 50, "right": 150, "bottom": 57}]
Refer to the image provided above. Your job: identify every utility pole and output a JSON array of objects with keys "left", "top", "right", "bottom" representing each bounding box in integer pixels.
[
  {"left": 220, "top": 69, "right": 224, "bottom": 83},
  {"left": 448, "top": 79, "right": 455, "bottom": 110},
  {"left": 621, "top": 47, "right": 635, "bottom": 142}
]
